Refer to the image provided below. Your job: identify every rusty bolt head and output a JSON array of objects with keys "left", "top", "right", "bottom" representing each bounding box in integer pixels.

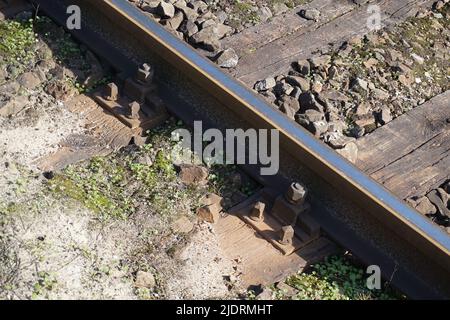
[
  {"left": 129, "top": 101, "right": 141, "bottom": 119},
  {"left": 135, "top": 63, "right": 153, "bottom": 84},
  {"left": 250, "top": 201, "right": 265, "bottom": 222},
  {"left": 278, "top": 225, "right": 294, "bottom": 245},
  {"left": 104, "top": 83, "right": 118, "bottom": 101},
  {"left": 141, "top": 63, "right": 151, "bottom": 72},
  {"left": 285, "top": 182, "right": 307, "bottom": 204}
]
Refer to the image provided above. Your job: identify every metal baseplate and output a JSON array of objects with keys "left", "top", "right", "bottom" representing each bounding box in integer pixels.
[
  {"left": 229, "top": 182, "right": 321, "bottom": 255},
  {"left": 93, "top": 63, "right": 169, "bottom": 137}
]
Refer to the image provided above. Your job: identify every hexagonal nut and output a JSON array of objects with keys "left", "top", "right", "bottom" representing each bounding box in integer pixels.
[
  {"left": 285, "top": 182, "right": 307, "bottom": 204},
  {"left": 136, "top": 63, "right": 153, "bottom": 83},
  {"left": 141, "top": 63, "right": 151, "bottom": 72}
]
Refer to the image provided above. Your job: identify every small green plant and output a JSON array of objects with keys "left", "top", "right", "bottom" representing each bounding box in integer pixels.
[
  {"left": 48, "top": 157, "right": 133, "bottom": 221},
  {"left": 246, "top": 289, "right": 257, "bottom": 300},
  {"left": 269, "top": 0, "right": 310, "bottom": 10},
  {"left": 32, "top": 271, "right": 57, "bottom": 299},
  {"left": 136, "top": 287, "right": 153, "bottom": 300},
  {"left": 227, "top": 0, "right": 260, "bottom": 28},
  {"left": 276, "top": 255, "right": 401, "bottom": 300},
  {"left": 0, "top": 19, "right": 36, "bottom": 72}
]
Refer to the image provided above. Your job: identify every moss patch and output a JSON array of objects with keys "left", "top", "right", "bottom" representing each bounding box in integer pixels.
[
  {"left": 212, "top": 0, "right": 311, "bottom": 29},
  {"left": 0, "top": 15, "right": 109, "bottom": 93},
  {"left": 268, "top": 0, "right": 310, "bottom": 10},
  {"left": 49, "top": 152, "right": 195, "bottom": 222},
  {"left": 227, "top": 0, "right": 260, "bottom": 29},
  {"left": 0, "top": 19, "right": 36, "bottom": 77}
]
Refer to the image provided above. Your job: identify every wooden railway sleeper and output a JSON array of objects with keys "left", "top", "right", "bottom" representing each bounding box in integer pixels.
[{"left": 229, "top": 182, "right": 321, "bottom": 256}]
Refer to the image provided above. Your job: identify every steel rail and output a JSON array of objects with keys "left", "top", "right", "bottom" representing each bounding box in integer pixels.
[
  {"left": 107, "top": 0, "right": 450, "bottom": 262},
  {"left": 31, "top": 0, "right": 450, "bottom": 298}
]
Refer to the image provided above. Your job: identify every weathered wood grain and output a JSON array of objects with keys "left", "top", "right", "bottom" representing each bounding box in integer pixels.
[
  {"left": 356, "top": 91, "right": 450, "bottom": 199},
  {"left": 37, "top": 95, "right": 135, "bottom": 171},
  {"left": 227, "top": 0, "right": 434, "bottom": 86},
  {"left": 214, "top": 213, "right": 336, "bottom": 287},
  {"left": 222, "top": 0, "right": 356, "bottom": 58}
]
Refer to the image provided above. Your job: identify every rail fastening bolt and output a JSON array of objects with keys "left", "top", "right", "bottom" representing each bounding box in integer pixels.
[
  {"left": 285, "top": 182, "right": 307, "bottom": 205},
  {"left": 105, "top": 82, "right": 119, "bottom": 101},
  {"left": 129, "top": 101, "right": 141, "bottom": 119},
  {"left": 135, "top": 63, "right": 153, "bottom": 84},
  {"left": 279, "top": 225, "right": 294, "bottom": 245},
  {"left": 250, "top": 201, "right": 265, "bottom": 222}
]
